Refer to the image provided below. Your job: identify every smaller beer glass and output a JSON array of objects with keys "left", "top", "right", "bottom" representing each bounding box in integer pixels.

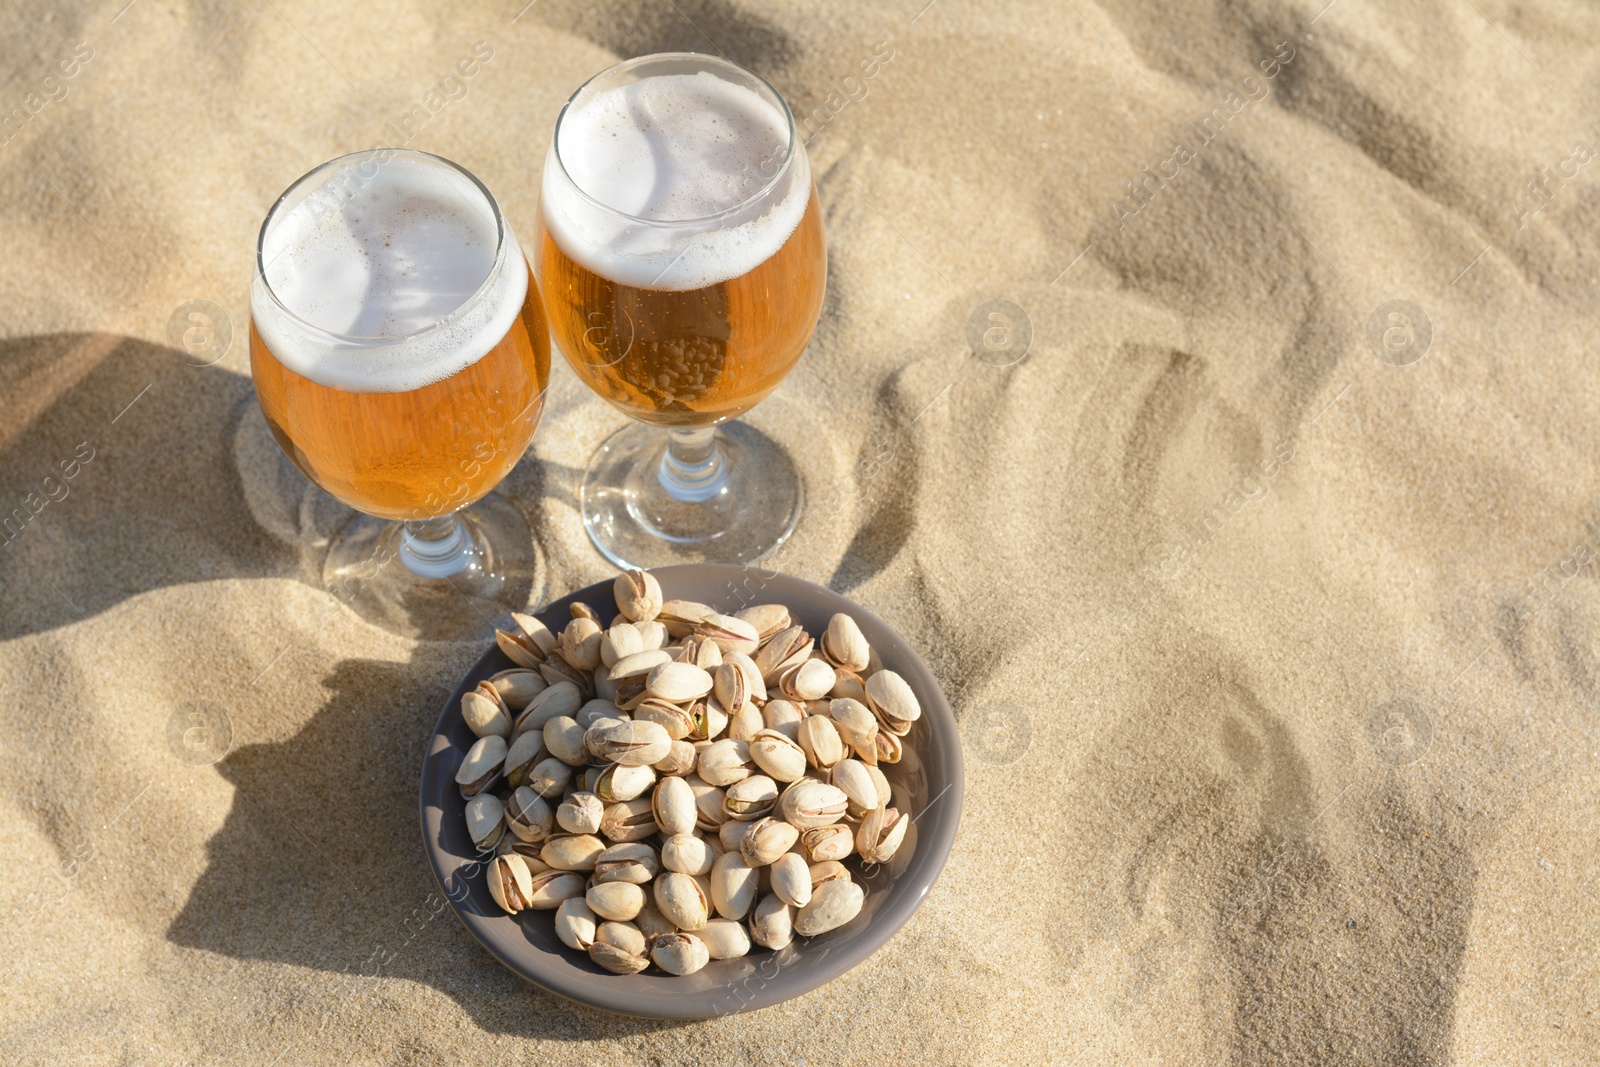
[
  {"left": 250, "top": 149, "right": 550, "bottom": 640},
  {"left": 536, "top": 53, "right": 827, "bottom": 569}
]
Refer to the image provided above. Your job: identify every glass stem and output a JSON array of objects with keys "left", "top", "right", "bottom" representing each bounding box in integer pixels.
[
  {"left": 658, "top": 426, "right": 728, "bottom": 503},
  {"left": 399, "top": 512, "right": 473, "bottom": 578}
]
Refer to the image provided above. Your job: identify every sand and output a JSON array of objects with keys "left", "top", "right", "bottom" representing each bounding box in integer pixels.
[{"left": 2, "top": 0, "right": 1598, "bottom": 1063}]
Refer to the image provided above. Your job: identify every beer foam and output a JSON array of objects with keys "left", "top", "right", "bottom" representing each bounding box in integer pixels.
[
  {"left": 541, "top": 71, "right": 810, "bottom": 291},
  {"left": 251, "top": 153, "right": 526, "bottom": 393}
]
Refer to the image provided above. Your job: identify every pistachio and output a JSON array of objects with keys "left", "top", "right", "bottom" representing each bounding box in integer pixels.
[
  {"left": 582, "top": 715, "right": 625, "bottom": 759},
  {"left": 821, "top": 612, "right": 871, "bottom": 673},
  {"left": 734, "top": 603, "right": 790, "bottom": 642},
  {"left": 461, "top": 685, "right": 512, "bottom": 739},
  {"left": 829, "top": 759, "right": 879, "bottom": 818},
  {"left": 505, "top": 787, "right": 554, "bottom": 843},
  {"left": 651, "top": 932, "right": 711, "bottom": 976},
  {"left": 465, "top": 792, "right": 506, "bottom": 852},
  {"left": 496, "top": 612, "right": 555, "bottom": 669},
  {"left": 501, "top": 730, "right": 545, "bottom": 790},
  {"left": 679, "top": 634, "right": 723, "bottom": 670},
  {"left": 829, "top": 668, "right": 868, "bottom": 703},
  {"left": 658, "top": 598, "right": 714, "bottom": 638},
  {"left": 554, "top": 897, "right": 598, "bottom": 951},
  {"left": 487, "top": 854, "right": 535, "bottom": 914},
  {"left": 856, "top": 806, "right": 908, "bottom": 864},
  {"left": 797, "top": 715, "right": 845, "bottom": 771},
  {"left": 542, "top": 715, "right": 589, "bottom": 767},
  {"left": 575, "top": 698, "right": 620, "bottom": 731},
  {"left": 694, "top": 737, "right": 750, "bottom": 788},
  {"left": 645, "top": 661, "right": 714, "bottom": 704},
  {"left": 749, "top": 892, "right": 793, "bottom": 950},
  {"left": 595, "top": 761, "right": 656, "bottom": 803},
  {"left": 739, "top": 817, "right": 799, "bottom": 867},
  {"left": 556, "top": 792, "right": 604, "bottom": 835},
  {"left": 538, "top": 654, "right": 593, "bottom": 698},
  {"left": 770, "top": 853, "right": 812, "bottom": 908},
  {"left": 726, "top": 699, "right": 765, "bottom": 743},
  {"left": 498, "top": 836, "right": 551, "bottom": 867},
  {"left": 713, "top": 661, "right": 748, "bottom": 715},
  {"left": 724, "top": 650, "right": 768, "bottom": 703},
  {"left": 632, "top": 696, "right": 694, "bottom": 741},
  {"left": 754, "top": 625, "right": 812, "bottom": 685},
  {"left": 456, "top": 735, "right": 507, "bottom": 797},
  {"left": 591, "top": 720, "right": 672, "bottom": 768},
  {"left": 635, "top": 620, "right": 670, "bottom": 651},
  {"left": 541, "top": 833, "right": 606, "bottom": 871},
  {"left": 710, "top": 851, "right": 759, "bottom": 921},
  {"left": 614, "top": 569, "right": 664, "bottom": 622},
  {"left": 525, "top": 756, "right": 573, "bottom": 798},
  {"left": 808, "top": 860, "right": 852, "bottom": 889},
  {"left": 487, "top": 668, "right": 547, "bottom": 711},
  {"left": 660, "top": 833, "right": 716, "bottom": 877},
  {"left": 866, "top": 764, "right": 892, "bottom": 808},
  {"left": 698, "top": 918, "right": 751, "bottom": 960},
  {"left": 687, "top": 774, "right": 728, "bottom": 832},
  {"left": 780, "top": 658, "right": 836, "bottom": 702},
  {"left": 866, "top": 669, "right": 922, "bottom": 735},
  {"left": 794, "top": 877, "right": 864, "bottom": 936},
  {"left": 589, "top": 937, "right": 649, "bottom": 974},
  {"left": 513, "top": 680, "right": 585, "bottom": 738},
  {"left": 586, "top": 881, "right": 646, "bottom": 922},
  {"left": 570, "top": 601, "right": 601, "bottom": 623},
  {"left": 596, "top": 920, "right": 647, "bottom": 955},
  {"left": 652, "top": 776, "right": 697, "bottom": 838},
  {"left": 762, "top": 698, "right": 805, "bottom": 739},
  {"left": 798, "top": 823, "right": 854, "bottom": 863},
  {"left": 748, "top": 729, "right": 808, "bottom": 782},
  {"left": 872, "top": 728, "right": 904, "bottom": 764},
  {"left": 827, "top": 697, "right": 878, "bottom": 748},
  {"left": 599, "top": 620, "right": 644, "bottom": 668},
  {"left": 558, "top": 616, "right": 604, "bottom": 672},
  {"left": 633, "top": 902, "right": 677, "bottom": 942},
  {"left": 524, "top": 867, "right": 586, "bottom": 909},
  {"left": 654, "top": 872, "right": 710, "bottom": 930},
  {"left": 593, "top": 842, "right": 660, "bottom": 885},
  {"left": 779, "top": 779, "right": 848, "bottom": 830},
  {"left": 718, "top": 818, "right": 756, "bottom": 853},
  {"left": 723, "top": 775, "right": 779, "bottom": 821},
  {"left": 607, "top": 648, "right": 674, "bottom": 682},
  {"left": 653, "top": 739, "right": 698, "bottom": 777},
  {"left": 599, "top": 797, "right": 658, "bottom": 842},
  {"left": 694, "top": 612, "right": 761, "bottom": 657},
  {"left": 688, "top": 697, "right": 729, "bottom": 742},
  {"left": 593, "top": 667, "right": 618, "bottom": 703}
]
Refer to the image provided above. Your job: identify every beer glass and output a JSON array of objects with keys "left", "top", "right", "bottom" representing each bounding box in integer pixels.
[
  {"left": 536, "top": 53, "right": 826, "bottom": 568},
  {"left": 250, "top": 149, "right": 550, "bottom": 640}
]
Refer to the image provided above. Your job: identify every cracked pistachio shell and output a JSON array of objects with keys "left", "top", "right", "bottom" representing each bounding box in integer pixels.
[
  {"left": 541, "top": 833, "right": 606, "bottom": 871},
  {"left": 726, "top": 699, "right": 765, "bottom": 743},
  {"left": 872, "top": 729, "right": 904, "bottom": 764},
  {"left": 770, "top": 853, "right": 812, "bottom": 908},
  {"left": 607, "top": 648, "right": 673, "bottom": 683},
  {"left": 582, "top": 715, "right": 625, "bottom": 758},
  {"left": 537, "top": 652, "right": 593, "bottom": 698},
  {"left": 857, "top": 805, "right": 909, "bottom": 864},
  {"left": 465, "top": 792, "right": 505, "bottom": 851},
  {"left": 688, "top": 697, "right": 728, "bottom": 743},
  {"left": 754, "top": 625, "right": 813, "bottom": 685},
  {"left": 556, "top": 792, "right": 604, "bottom": 835},
  {"left": 827, "top": 698, "right": 878, "bottom": 748},
  {"left": 633, "top": 697, "right": 695, "bottom": 741},
  {"left": 558, "top": 616, "right": 604, "bottom": 672},
  {"left": 651, "top": 932, "right": 711, "bottom": 976},
  {"left": 599, "top": 797, "right": 658, "bottom": 842},
  {"left": 554, "top": 897, "right": 597, "bottom": 951},
  {"left": 588, "top": 939, "right": 649, "bottom": 975},
  {"left": 654, "top": 871, "right": 710, "bottom": 930},
  {"left": 697, "top": 738, "right": 752, "bottom": 788},
  {"left": 748, "top": 729, "right": 808, "bottom": 782},
  {"left": 524, "top": 867, "right": 586, "bottom": 909},
  {"left": 829, "top": 759, "right": 879, "bottom": 817},
  {"left": 794, "top": 877, "right": 864, "bottom": 936},
  {"left": 779, "top": 779, "right": 849, "bottom": 830},
  {"left": 681, "top": 635, "right": 723, "bottom": 670},
  {"left": 695, "top": 613, "right": 760, "bottom": 657},
  {"left": 780, "top": 658, "right": 837, "bottom": 702},
  {"left": 635, "top": 620, "right": 670, "bottom": 650},
  {"left": 799, "top": 823, "right": 854, "bottom": 863},
  {"left": 515, "top": 681, "right": 585, "bottom": 739},
  {"left": 688, "top": 775, "right": 728, "bottom": 832},
  {"left": 591, "top": 720, "right": 672, "bottom": 767},
  {"left": 723, "top": 775, "right": 779, "bottom": 821},
  {"left": 710, "top": 851, "right": 759, "bottom": 921},
  {"left": 593, "top": 841, "right": 659, "bottom": 885},
  {"left": 456, "top": 735, "right": 507, "bottom": 797},
  {"left": 495, "top": 614, "right": 553, "bottom": 669},
  {"left": 652, "top": 776, "right": 698, "bottom": 838},
  {"left": 488, "top": 668, "right": 547, "bottom": 711},
  {"left": 462, "top": 685, "right": 511, "bottom": 739},
  {"left": 658, "top": 599, "right": 714, "bottom": 638},
  {"left": 501, "top": 730, "right": 545, "bottom": 790},
  {"left": 526, "top": 756, "right": 573, "bottom": 799},
  {"left": 505, "top": 786, "right": 553, "bottom": 844},
  {"left": 487, "top": 854, "right": 534, "bottom": 914},
  {"left": 797, "top": 715, "right": 845, "bottom": 771},
  {"left": 699, "top": 918, "right": 751, "bottom": 960},
  {"left": 595, "top": 761, "right": 657, "bottom": 803},
  {"left": 712, "top": 661, "right": 748, "bottom": 714},
  {"left": 586, "top": 880, "right": 646, "bottom": 922},
  {"left": 866, "top": 764, "right": 892, "bottom": 808},
  {"left": 821, "top": 612, "right": 871, "bottom": 673},
  {"left": 653, "top": 739, "right": 698, "bottom": 777},
  {"left": 734, "top": 603, "right": 790, "bottom": 642},
  {"left": 749, "top": 892, "right": 793, "bottom": 950},
  {"left": 614, "top": 569, "right": 664, "bottom": 622},
  {"left": 809, "top": 860, "right": 851, "bottom": 889},
  {"left": 724, "top": 650, "right": 768, "bottom": 703},
  {"left": 739, "top": 817, "right": 799, "bottom": 867},
  {"left": 600, "top": 621, "right": 644, "bottom": 668},
  {"left": 866, "top": 669, "right": 922, "bottom": 733},
  {"left": 660, "top": 833, "right": 716, "bottom": 877},
  {"left": 645, "top": 661, "right": 714, "bottom": 704}
]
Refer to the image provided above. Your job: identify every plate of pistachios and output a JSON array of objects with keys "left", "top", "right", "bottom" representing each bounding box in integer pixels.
[{"left": 418, "top": 564, "right": 963, "bottom": 1019}]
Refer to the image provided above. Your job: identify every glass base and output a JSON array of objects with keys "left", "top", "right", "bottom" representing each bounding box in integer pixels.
[
  {"left": 581, "top": 420, "right": 803, "bottom": 569},
  {"left": 321, "top": 492, "right": 538, "bottom": 642}
]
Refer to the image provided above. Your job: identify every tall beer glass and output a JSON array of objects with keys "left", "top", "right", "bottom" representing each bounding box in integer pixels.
[
  {"left": 536, "top": 53, "right": 826, "bottom": 568},
  {"left": 251, "top": 149, "right": 550, "bottom": 640}
]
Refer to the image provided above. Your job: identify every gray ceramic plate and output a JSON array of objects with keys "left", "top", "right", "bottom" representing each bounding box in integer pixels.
[{"left": 419, "top": 564, "right": 963, "bottom": 1019}]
